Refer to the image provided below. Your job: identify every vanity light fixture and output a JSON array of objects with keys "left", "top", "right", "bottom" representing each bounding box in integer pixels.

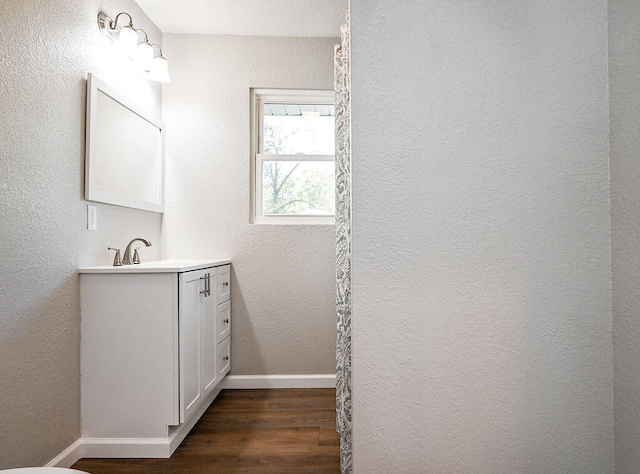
[{"left": 98, "top": 11, "right": 171, "bottom": 83}]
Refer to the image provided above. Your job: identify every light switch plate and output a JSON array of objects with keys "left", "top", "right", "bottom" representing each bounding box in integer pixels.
[{"left": 87, "top": 205, "right": 97, "bottom": 230}]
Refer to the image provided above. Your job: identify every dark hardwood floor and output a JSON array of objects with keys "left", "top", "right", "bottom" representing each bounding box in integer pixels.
[{"left": 72, "top": 388, "right": 340, "bottom": 473}]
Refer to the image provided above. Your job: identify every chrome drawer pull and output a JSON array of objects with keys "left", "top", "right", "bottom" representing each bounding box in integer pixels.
[
  {"left": 222, "top": 281, "right": 229, "bottom": 287},
  {"left": 223, "top": 356, "right": 229, "bottom": 361},
  {"left": 223, "top": 319, "right": 229, "bottom": 324}
]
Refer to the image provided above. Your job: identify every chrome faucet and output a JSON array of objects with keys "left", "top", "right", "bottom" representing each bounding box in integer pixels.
[{"left": 122, "top": 238, "right": 152, "bottom": 265}]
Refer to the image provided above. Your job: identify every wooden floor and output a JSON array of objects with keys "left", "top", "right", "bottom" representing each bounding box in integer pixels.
[{"left": 72, "top": 388, "right": 340, "bottom": 473}]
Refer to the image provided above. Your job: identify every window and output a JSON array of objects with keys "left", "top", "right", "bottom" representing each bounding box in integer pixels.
[{"left": 251, "top": 89, "right": 335, "bottom": 224}]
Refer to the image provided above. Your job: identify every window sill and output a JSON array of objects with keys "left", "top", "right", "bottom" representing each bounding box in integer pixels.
[{"left": 253, "top": 215, "right": 335, "bottom": 225}]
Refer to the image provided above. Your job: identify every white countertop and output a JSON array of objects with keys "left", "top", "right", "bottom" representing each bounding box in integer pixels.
[{"left": 78, "top": 259, "right": 231, "bottom": 274}]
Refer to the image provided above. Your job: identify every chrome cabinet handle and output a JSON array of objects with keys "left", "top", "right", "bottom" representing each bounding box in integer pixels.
[
  {"left": 223, "top": 356, "right": 229, "bottom": 361},
  {"left": 200, "top": 275, "right": 207, "bottom": 295},
  {"left": 223, "top": 319, "right": 229, "bottom": 324},
  {"left": 200, "top": 273, "right": 211, "bottom": 297},
  {"left": 222, "top": 281, "right": 229, "bottom": 287}
]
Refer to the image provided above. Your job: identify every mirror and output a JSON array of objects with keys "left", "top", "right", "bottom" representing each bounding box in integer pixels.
[{"left": 85, "top": 73, "right": 165, "bottom": 212}]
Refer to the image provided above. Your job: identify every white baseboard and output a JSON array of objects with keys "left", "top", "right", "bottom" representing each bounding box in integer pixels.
[
  {"left": 45, "top": 439, "right": 83, "bottom": 468},
  {"left": 48, "top": 386, "right": 223, "bottom": 465},
  {"left": 221, "top": 374, "right": 336, "bottom": 389},
  {"left": 46, "top": 379, "right": 333, "bottom": 466},
  {"left": 47, "top": 437, "right": 171, "bottom": 466},
  {"left": 81, "top": 437, "right": 173, "bottom": 459}
]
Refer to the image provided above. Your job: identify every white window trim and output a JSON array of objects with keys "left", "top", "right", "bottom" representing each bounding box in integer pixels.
[{"left": 250, "top": 88, "right": 336, "bottom": 225}]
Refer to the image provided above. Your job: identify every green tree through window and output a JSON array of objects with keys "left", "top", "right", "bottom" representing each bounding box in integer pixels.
[{"left": 261, "top": 114, "right": 334, "bottom": 215}]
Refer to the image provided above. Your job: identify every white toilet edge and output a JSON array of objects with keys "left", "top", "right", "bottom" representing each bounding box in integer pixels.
[{"left": 0, "top": 468, "right": 90, "bottom": 473}]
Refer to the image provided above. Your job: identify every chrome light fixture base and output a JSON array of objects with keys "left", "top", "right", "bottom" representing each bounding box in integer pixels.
[{"left": 98, "top": 12, "right": 120, "bottom": 42}]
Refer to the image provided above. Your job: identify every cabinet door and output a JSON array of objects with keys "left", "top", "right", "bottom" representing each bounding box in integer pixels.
[
  {"left": 201, "top": 269, "right": 218, "bottom": 397},
  {"left": 217, "top": 264, "right": 231, "bottom": 304},
  {"left": 179, "top": 269, "right": 204, "bottom": 423}
]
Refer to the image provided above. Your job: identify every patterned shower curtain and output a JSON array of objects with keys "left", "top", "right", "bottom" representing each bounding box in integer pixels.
[{"left": 335, "top": 10, "right": 352, "bottom": 474}]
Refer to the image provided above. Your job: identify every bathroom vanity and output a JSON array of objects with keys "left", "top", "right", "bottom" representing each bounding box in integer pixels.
[{"left": 78, "top": 260, "right": 231, "bottom": 458}]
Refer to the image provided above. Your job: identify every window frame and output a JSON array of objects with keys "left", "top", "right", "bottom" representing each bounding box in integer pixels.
[{"left": 250, "top": 88, "right": 336, "bottom": 225}]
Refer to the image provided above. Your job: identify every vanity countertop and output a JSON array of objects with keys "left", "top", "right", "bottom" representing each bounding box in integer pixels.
[{"left": 78, "top": 259, "right": 231, "bottom": 274}]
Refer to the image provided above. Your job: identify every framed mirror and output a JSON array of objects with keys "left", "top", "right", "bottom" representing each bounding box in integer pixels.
[{"left": 85, "top": 73, "right": 165, "bottom": 213}]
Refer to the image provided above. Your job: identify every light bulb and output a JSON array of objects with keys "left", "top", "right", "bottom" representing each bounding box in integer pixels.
[
  {"left": 116, "top": 25, "right": 138, "bottom": 57},
  {"left": 148, "top": 56, "right": 171, "bottom": 83},
  {"left": 133, "top": 42, "right": 154, "bottom": 71}
]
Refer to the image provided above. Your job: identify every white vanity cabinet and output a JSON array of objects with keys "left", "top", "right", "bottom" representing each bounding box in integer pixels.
[{"left": 79, "top": 259, "right": 231, "bottom": 458}]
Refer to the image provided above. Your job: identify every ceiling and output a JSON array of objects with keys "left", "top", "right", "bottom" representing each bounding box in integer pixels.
[{"left": 133, "top": 0, "right": 347, "bottom": 37}]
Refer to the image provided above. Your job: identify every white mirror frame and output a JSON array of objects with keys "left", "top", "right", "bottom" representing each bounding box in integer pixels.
[{"left": 85, "top": 73, "right": 165, "bottom": 213}]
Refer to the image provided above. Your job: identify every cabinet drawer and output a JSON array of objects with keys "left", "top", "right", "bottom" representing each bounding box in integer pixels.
[
  {"left": 217, "top": 265, "right": 231, "bottom": 304},
  {"left": 217, "top": 336, "right": 231, "bottom": 378},
  {"left": 217, "top": 300, "right": 231, "bottom": 343}
]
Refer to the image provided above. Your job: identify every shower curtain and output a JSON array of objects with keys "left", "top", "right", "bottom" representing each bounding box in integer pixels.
[{"left": 335, "top": 10, "right": 352, "bottom": 474}]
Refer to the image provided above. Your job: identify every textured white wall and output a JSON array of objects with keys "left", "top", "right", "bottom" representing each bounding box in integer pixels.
[
  {"left": 609, "top": 0, "right": 640, "bottom": 472},
  {"left": 161, "top": 35, "right": 337, "bottom": 374},
  {"left": 350, "top": 1, "right": 613, "bottom": 472},
  {"left": 0, "top": 0, "right": 162, "bottom": 468}
]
